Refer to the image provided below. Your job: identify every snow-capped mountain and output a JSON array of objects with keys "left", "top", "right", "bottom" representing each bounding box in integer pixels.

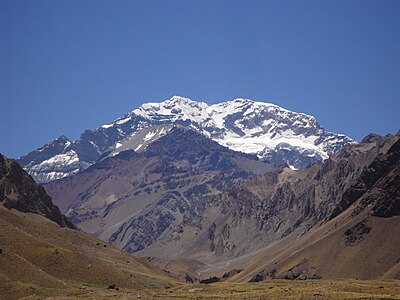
[{"left": 18, "top": 96, "right": 354, "bottom": 183}]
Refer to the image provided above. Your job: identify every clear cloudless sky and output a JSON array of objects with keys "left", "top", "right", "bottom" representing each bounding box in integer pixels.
[{"left": 1, "top": 0, "right": 399, "bottom": 158}]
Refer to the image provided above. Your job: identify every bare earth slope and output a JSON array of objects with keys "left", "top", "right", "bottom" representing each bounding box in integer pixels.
[
  {"left": 0, "top": 154, "right": 178, "bottom": 299},
  {"left": 0, "top": 206, "right": 178, "bottom": 299}
]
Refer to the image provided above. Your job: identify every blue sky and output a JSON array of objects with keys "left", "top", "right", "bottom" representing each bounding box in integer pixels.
[{"left": 1, "top": 0, "right": 399, "bottom": 158}]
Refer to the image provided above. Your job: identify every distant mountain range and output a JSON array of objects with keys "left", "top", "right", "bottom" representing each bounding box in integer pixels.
[{"left": 18, "top": 96, "right": 353, "bottom": 183}]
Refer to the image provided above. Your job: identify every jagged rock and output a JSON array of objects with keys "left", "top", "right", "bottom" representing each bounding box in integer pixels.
[
  {"left": 344, "top": 220, "right": 371, "bottom": 246},
  {"left": 200, "top": 276, "right": 220, "bottom": 284},
  {"left": 184, "top": 274, "right": 194, "bottom": 283},
  {"left": 249, "top": 269, "right": 276, "bottom": 282},
  {"left": 222, "top": 269, "right": 243, "bottom": 280},
  {"left": 0, "top": 154, "right": 73, "bottom": 228}
]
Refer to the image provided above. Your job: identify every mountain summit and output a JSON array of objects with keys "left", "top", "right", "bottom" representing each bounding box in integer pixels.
[{"left": 18, "top": 96, "right": 353, "bottom": 183}]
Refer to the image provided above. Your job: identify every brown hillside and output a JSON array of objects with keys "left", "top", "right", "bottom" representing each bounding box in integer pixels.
[
  {"left": 0, "top": 153, "right": 178, "bottom": 299},
  {"left": 0, "top": 205, "right": 178, "bottom": 300}
]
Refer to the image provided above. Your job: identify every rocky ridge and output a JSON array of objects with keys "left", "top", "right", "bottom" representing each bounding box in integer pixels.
[{"left": 0, "top": 153, "right": 72, "bottom": 227}]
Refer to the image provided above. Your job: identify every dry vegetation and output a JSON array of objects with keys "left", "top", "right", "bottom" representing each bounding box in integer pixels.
[
  {"left": 14, "top": 279, "right": 400, "bottom": 300},
  {"left": 0, "top": 206, "right": 178, "bottom": 300}
]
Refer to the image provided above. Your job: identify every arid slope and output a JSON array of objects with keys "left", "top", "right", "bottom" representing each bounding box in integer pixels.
[{"left": 0, "top": 154, "right": 178, "bottom": 300}]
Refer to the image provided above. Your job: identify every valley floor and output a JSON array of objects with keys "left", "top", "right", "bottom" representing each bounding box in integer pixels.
[{"left": 15, "top": 279, "right": 400, "bottom": 300}]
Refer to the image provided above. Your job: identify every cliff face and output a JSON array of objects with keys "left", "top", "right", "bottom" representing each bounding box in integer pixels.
[{"left": 0, "top": 154, "right": 73, "bottom": 228}]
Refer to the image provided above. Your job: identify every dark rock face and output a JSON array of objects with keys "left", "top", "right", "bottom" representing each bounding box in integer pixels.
[
  {"left": 250, "top": 261, "right": 322, "bottom": 282},
  {"left": 222, "top": 269, "right": 243, "bottom": 280},
  {"left": 361, "top": 133, "right": 383, "bottom": 144},
  {"left": 364, "top": 139, "right": 400, "bottom": 218},
  {"left": 200, "top": 276, "right": 220, "bottom": 284},
  {"left": 344, "top": 220, "right": 372, "bottom": 246},
  {"left": 184, "top": 274, "right": 194, "bottom": 283},
  {"left": 333, "top": 137, "right": 400, "bottom": 219},
  {"left": 0, "top": 154, "right": 73, "bottom": 228}
]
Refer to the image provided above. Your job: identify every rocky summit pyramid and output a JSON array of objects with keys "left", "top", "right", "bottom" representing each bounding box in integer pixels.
[{"left": 18, "top": 96, "right": 353, "bottom": 183}]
